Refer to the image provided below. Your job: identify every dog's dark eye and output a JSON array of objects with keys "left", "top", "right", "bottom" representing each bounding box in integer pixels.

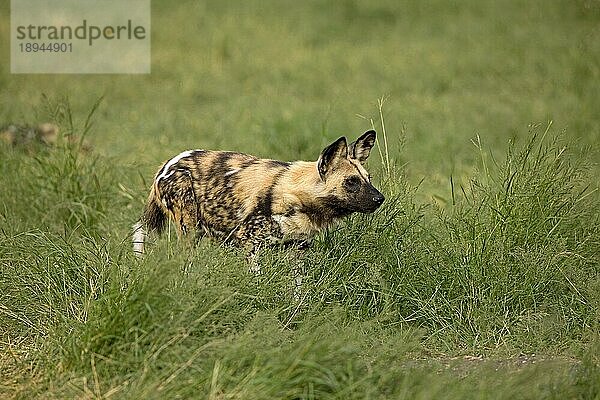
[{"left": 343, "top": 176, "right": 361, "bottom": 192}]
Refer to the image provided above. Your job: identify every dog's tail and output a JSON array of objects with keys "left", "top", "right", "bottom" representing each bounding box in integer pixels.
[{"left": 133, "top": 183, "right": 167, "bottom": 257}]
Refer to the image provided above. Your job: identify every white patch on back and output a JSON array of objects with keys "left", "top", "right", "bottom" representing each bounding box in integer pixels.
[
  {"left": 156, "top": 149, "right": 201, "bottom": 182},
  {"left": 224, "top": 168, "right": 240, "bottom": 177}
]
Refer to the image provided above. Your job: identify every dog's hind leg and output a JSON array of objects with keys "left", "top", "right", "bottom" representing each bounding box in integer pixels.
[{"left": 158, "top": 168, "right": 201, "bottom": 245}]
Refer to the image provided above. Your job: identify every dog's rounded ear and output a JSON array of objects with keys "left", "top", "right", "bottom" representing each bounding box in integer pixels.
[
  {"left": 317, "top": 136, "right": 348, "bottom": 180},
  {"left": 349, "top": 130, "right": 376, "bottom": 164}
]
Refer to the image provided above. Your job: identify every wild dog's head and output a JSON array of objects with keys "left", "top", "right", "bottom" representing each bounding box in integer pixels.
[{"left": 316, "top": 130, "right": 385, "bottom": 214}]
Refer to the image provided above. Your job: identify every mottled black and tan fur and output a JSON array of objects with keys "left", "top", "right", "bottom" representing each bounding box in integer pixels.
[{"left": 133, "top": 130, "right": 384, "bottom": 270}]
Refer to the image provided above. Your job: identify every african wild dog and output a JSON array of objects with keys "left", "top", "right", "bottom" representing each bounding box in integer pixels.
[{"left": 132, "top": 130, "right": 384, "bottom": 270}]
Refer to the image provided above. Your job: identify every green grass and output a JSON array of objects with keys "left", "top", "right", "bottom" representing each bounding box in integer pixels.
[{"left": 1, "top": 0, "right": 600, "bottom": 398}]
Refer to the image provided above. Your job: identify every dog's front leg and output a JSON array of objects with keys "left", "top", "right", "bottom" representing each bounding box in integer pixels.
[
  {"left": 246, "top": 244, "right": 263, "bottom": 274},
  {"left": 285, "top": 240, "right": 311, "bottom": 300},
  {"left": 234, "top": 219, "right": 269, "bottom": 275},
  {"left": 237, "top": 215, "right": 289, "bottom": 275},
  {"left": 293, "top": 255, "right": 304, "bottom": 301}
]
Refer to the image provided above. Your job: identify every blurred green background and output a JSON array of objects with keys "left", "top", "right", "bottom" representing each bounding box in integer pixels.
[{"left": 1, "top": 0, "right": 598, "bottom": 197}]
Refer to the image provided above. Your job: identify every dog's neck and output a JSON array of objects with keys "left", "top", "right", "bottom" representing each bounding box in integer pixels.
[{"left": 282, "top": 161, "right": 353, "bottom": 229}]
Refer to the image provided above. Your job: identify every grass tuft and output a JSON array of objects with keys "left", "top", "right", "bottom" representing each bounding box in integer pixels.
[{"left": 1, "top": 98, "right": 599, "bottom": 398}]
